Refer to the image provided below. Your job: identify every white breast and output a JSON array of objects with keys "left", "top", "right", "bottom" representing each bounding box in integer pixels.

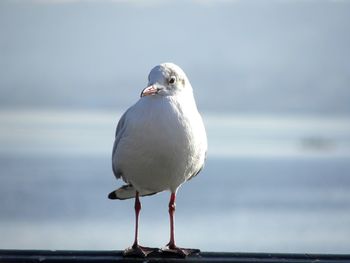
[{"left": 114, "top": 93, "right": 207, "bottom": 193}]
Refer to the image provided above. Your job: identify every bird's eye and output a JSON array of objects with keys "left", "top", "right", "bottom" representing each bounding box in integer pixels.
[{"left": 169, "top": 76, "right": 176, "bottom": 84}]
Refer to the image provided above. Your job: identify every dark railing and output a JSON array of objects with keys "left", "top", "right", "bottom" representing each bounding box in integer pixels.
[{"left": 1, "top": 250, "right": 350, "bottom": 263}]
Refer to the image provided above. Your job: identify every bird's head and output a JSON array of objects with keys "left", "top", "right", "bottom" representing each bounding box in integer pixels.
[{"left": 141, "top": 63, "right": 192, "bottom": 97}]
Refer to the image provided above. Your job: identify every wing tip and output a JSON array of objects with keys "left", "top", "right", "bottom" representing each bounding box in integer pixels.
[
  {"left": 108, "top": 191, "right": 118, "bottom": 200},
  {"left": 108, "top": 185, "right": 160, "bottom": 200},
  {"left": 108, "top": 184, "right": 136, "bottom": 200}
]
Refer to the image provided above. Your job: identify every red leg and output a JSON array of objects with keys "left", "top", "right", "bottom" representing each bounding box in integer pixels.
[
  {"left": 132, "top": 191, "right": 141, "bottom": 248},
  {"left": 167, "top": 192, "right": 177, "bottom": 249},
  {"left": 162, "top": 192, "right": 200, "bottom": 257},
  {"left": 123, "top": 192, "right": 159, "bottom": 257}
]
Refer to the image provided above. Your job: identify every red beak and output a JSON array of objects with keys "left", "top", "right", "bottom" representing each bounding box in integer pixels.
[{"left": 141, "top": 85, "right": 159, "bottom": 97}]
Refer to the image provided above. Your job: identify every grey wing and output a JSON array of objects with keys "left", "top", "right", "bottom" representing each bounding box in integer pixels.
[
  {"left": 187, "top": 150, "right": 207, "bottom": 181},
  {"left": 111, "top": 109, "right": 130, "bottom": 179}
]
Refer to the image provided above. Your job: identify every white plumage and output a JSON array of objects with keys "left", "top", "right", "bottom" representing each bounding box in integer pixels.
[
  {"left": 110, "top": 63, "right": 207, "bottom": 199},
  {"left": 108, "top": 62, "right": 207, "bottom": 257}
]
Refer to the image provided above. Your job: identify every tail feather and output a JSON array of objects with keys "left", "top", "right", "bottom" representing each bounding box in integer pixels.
[{"left": 108, "top": 184, "right": 158, "bottom": 200}]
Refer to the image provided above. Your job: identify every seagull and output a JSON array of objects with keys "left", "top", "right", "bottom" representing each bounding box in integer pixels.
[{"left": 108, "top": 63, "right": 207, "bottom": 257}]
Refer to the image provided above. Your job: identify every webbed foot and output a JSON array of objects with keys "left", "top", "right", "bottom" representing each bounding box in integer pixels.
[
  {"left": 161, "top": 244, "right": 200, "bottom": 258},
  {"left": 123, "top": 244, "right": 160, "bottom": 257}
]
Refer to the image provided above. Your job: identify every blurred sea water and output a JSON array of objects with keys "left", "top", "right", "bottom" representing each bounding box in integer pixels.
[
  {"left": 0, "top": 109, "right": 350, "bottom": 253},
  {"left": 1, "top": 0, "right": 350, "bottom": 254}
]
